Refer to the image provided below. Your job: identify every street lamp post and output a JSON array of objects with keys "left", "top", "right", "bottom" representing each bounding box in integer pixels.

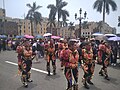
[{"left": 75, "top": 8, "right": 87, "bottom": 38}]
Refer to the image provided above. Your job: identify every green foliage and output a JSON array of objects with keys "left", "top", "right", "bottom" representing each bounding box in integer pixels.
[
  {"left": 26, "top": 2, "right": 42, "bottom": 35},
  {"left": 93, "top": 0, "right": 117, "bottom": 22},
  {"left": 47, "top": 0, "right": 69, "bottom": 27},
  {"left": 82, "top": 21, "right": 89, "bottom": 29},
  {"left": 68, "top": 22, "right": 75, "bottom": 30}
]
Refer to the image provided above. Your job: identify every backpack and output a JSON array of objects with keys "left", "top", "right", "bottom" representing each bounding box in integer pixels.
[
  {"left": 32, "top": 46, "right": 37, "bottom": 52},
  {"left": 37, "top": 43, "right": 42, "bottom": 51}
]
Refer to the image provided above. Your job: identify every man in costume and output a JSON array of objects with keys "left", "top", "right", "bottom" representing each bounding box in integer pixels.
[
  {"left": 97, "top": 40, "right": 104, "bottom": 64},
  {"left": 81, "top": 42, "right": 94, "bottom": 89},
  {"left": 46, "top": 40, "right": 56, "bottom": 76},
  {"left": 61, "top": 41, "right": 79, "bottom": 90},
  {"left": 16, "top": 42, "right": 24, "bottom": 76},
  {"left": 58, "top": 39, "right": 65, "bottom": 70},
  {"left": 59, "top": 39, "right": 68, "bottom": 70},
  {"left": 99, "top": 42, "right": 111, "bottom": 80},
  {"left": 16, "top": 41, "right": 35, "bottom": 87}
]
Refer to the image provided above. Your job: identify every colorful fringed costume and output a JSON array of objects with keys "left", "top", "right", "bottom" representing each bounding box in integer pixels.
[
  {"left": 99, "top": 44, "right": 111, "bottom": 80},
  {"left": 98, "top": 44, "right": 105, "bottom": 64},
  {"left": 16, "top": 43, "right": 35, "bottom": 87},
  {"left": 16, "top": 44, "right": 24, "bottom": 72},
  {"left": 81, "top": 48, "right": 94, "bottom": 89},
  {"left": 61, "top": 48, "right": 79, "bottom": 90},
  {"left": 46, "top": 43, "right": 56, "bottom": 75}
]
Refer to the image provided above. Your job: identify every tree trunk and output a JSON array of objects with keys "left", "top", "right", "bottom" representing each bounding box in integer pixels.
[
  {"left": 103, "top": 0, "right": 106, "bottom": 22},
  {"left": 50, "top": 24, "right": 52, "bottom": 34},
  {"left": 30, "top": 20, "right": 33, "bottom": 36},
  {"left": 34, "top": 21, "right": 37, "bottom": 36},
  {"left": 58, "top": 12, "right": 60, "bottom": 27}
]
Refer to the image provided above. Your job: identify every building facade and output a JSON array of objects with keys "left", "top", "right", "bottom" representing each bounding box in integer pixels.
[
  {"left": 0, "top": 21, "right": 18, "bottom": 37},
  {"left": 36, "top": 17, "right": 48, "bottom": 36},
  {"left": 0, "top": 8, "right": 5, "bottom": 17},
  {"left": 74, "top": 21, "right": 116, "bottom": 38},
  {"left": 0, "top": 8, "right": 117, "bottom": 38},
  {"left": 12, "top": 18, "right": 31, "bottom": 36}
]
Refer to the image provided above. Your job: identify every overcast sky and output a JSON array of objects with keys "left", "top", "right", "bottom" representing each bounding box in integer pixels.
[{"left": 0, "top": 0, "right": 120, "bottom": 33}]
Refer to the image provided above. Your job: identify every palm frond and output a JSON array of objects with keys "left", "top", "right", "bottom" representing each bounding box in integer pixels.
[
  {"left": 53, "top": 22, "right": 56, "bottom": 27},
  {"left": 118, "top": 16, "right": 120, "bottom": 27},
  {"left": 56, "top": 0, "right": 62, "bottom": 7},
  {"left": 36, "top": 6, "right": 42, "bottom": 10},
  {"left": 26, "top": 4, "right": 32, "bottom": 9},
  {"left": 93, "top": 0, "right": 100, "bottom": 9},
  {"left": 93, "top": 0, "right": 117, "bottom": 13},
  {"left": 62, "top": 10, "right": 69, "bottom": 17},
  {"left": 59, "top": 1, "right": 68, "bottom": 9},
  {"left": 47, "top": 4, "right": 56, "bottom": 9},
  {"left": 118, "top": 16, "right": 120, "bottom": 22},
  {"left": 47, "top": 0, "right": 69, "bottom": 28},
  {"left": 108, "top": 0, "right": 117, "bottom": 11},
  {"left": 33, "top": 2, "right": 36, "bottom": 9},
  {"left": 47, "top": 22, "right": 50, "bottom": 26},
  {"left": 68, "top": 22, "right": 75, "bottom": 30},
  {"left": 48, "top": 8, "right": 56, "bottom": 20},
  {"left": 26, "top": 10, "right": 32, "bottom": 19},
  {"left": 93, "top": 0, "right": 103, "bottom": 13},
  {"left": 47, "top": 19, "right": 56, "bottom": 28},
  {"left": 34, "top": 12, "right": 42, "bottom": 24},
  {"left": 118, "top": 23, "right": 120, "bottom": 27}
]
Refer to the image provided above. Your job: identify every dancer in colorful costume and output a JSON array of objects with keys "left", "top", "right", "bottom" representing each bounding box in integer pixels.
[
  {"left": 61, "top": 41, "right": 79, "bottom": 90},
  {"left": 46, "top": 41, "right": 56, "bottom": 76},
  {"left": 81, "top": 42, "right": 94, "bottom": 89},
  {"left": 99, "top": 42, "right": 111, "bottom": 80},
  {"left": 16, "top": 42, "right": 24, "bottom": 75},
  {"left": 58, "top": 39, "right": 64, "bottom": 69},
  {"left": 16, "top": 41, "right": 36, "bottom": 87}
]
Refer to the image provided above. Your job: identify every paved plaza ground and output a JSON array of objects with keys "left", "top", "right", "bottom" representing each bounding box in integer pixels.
[{"left": 0, "top": 51, "right": 120, "bottom": 90}]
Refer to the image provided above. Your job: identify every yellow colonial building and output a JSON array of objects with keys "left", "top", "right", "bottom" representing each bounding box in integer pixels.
[{"left": 12, "top": 18, "right": 31, "bottom": 36}]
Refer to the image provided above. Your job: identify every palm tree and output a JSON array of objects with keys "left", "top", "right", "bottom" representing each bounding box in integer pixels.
[
  {"left": 93, "top": 0, "right": 117, "bottom": 22},
  {"left": 97, "top": 21, "right": 104, "bottom": 33},
  {"left": 47, "top": 0, "right": 69, "bottom": 28},
  {"left": 62, "top": 13, "right": 69, "bottom": 27},
  {"left": 118, "top": 16, "right": 120, "bottom": 27},
  {"left": 59, "top": 19, "right": 68, "bottom": 27},
  {"left": 61, "top": 10, "right": 69, "bottom": 27},
  {"left": 68, "top": 22, "right": 75, "bottom": 38},
  {"left": 82, "top": 21, "right": 89, "bottom": 29},
  {"left": 62, "top": 19, "right": 68, "bottom": 27},
  {"left": 26, "top": 2, "right": 42, "bottom": 36},
  {"left": 47, "top": 16, "right": 56, "bottom": 34}
]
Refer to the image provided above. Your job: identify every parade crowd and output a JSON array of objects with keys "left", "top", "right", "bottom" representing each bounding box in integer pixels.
[{"left": 0, "top": 37, "right": 120, "bottom": 90}]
